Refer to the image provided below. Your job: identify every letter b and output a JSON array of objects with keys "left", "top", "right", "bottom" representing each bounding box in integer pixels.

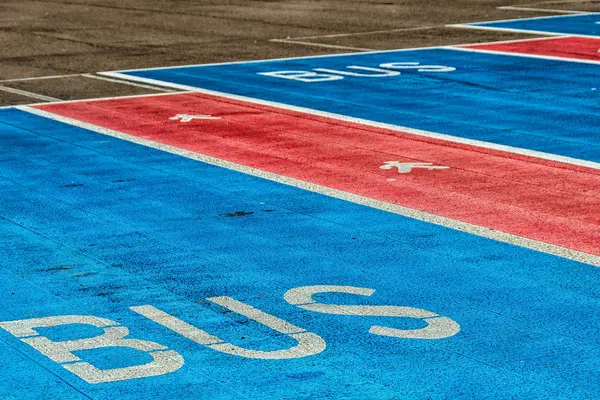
[
  {"left": 258, "top": 70, "right": 343, "bottom": 82},
  {"left": 0, "top": 315, "right": 184, "bottom": 384}
]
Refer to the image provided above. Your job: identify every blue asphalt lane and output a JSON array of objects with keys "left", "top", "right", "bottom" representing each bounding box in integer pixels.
[
  {"left": 468, "top": 13, "right": 600, "bottom": 36},
  {"left": 2, "top": 108, "right": 600, "bottom": 399},
  {"left": 120, "top": 48, "right": 600, "bottom": 164}
]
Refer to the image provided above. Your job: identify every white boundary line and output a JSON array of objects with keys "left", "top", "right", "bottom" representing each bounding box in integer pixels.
[
  {"left": 18, "top": 105, "right": 600, "bottom": 267},
  {"left": 271, "top": 23, "right": 512, "bottom": 51},
  {"left": 289, "top": 26, "right": 438, "bottom": 40},
  {"left": 443, "top": 34, "right": 571, "bottom": 45},
  {"left": 450, "top": 45, "right": 600, "bottom": 65},
  {"left": 80, "top": 73, "right": 177, "bottom": 92},
  {"left": 448, "top": 23, "right": 600, "bottom": 38},
  {"left": 23, "top": 91, "right": 192, "bottom": 107},
  {"left": 0, "top": 74, "right": 80, "bottom": 83},
  {"left": 0, "top": 91, "right": 191, "bottom": 111},
  {"left": 0, "top": 72, "right": 178, "bottom": 92},
  {"left": 527, "top": 0, "right": 600, "bottom": 4},
  {"left": 497, "top": 6, "right": 590, "bottom": 14},
  {"left": 456, "top": 11, "right": 598, "bottom": 25},
  {"left": 0, "top": 85, "right": 61, "bottom": 102},
  {"left": 449, "top": 11, "right": 600, "bottom": 38},
  {"left": 99, "top": 71, "right": 600, "bottom": 172},
  {"left": 0, "top": 72, "right": 177, "bottom": 93},
  {"left": 269, "top": 39, "right": 375, "bottom": 52}
]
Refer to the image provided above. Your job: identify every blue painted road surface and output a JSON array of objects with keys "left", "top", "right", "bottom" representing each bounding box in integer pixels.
[
  {"left": 115, "top": 48, "right": 600, "bottom": 164},
  {"left": 465, "top": 13, "right": 600, "bottom": 37},
  {"left": 2, "top": 108, "right": 600, "bottom": 399}
]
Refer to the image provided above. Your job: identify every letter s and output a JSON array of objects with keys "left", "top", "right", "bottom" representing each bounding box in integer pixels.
[{"left": 283, "top": 285, "right": 460, "bottom": 339}]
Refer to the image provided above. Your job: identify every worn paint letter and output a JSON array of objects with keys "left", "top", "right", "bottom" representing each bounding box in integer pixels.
[
  {"left": 284, "top": 285, "right": 460, "bottom": 339},
  {"left": 258, "top": 70, "right": 343, "bottom": 82},
  {"left": 0, "top": 315, "right": 184, "bottom": 383}
]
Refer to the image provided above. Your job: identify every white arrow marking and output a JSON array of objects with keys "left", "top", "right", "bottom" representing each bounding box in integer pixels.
[
  {"left": 169, "top": 114, "right": 221, "bottom": 122},
  {"left": 380, "top": 161, "right": 449, "bottom": 174}
]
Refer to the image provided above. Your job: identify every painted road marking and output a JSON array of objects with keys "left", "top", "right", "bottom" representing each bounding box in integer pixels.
[
  {"left": 0, "top": 316, "right": 184, "bottom": 384},
  {"left": 461, "top": 36, "right": 600, "bottom": 63},
  {"left": 283, "top": 285, "right": 460, "bottom": 339},
  {"left": 1, "top": 284, "right": 459, "bottom": 384},
  {"left": 2, "top": 107, "right": 600, "bottom": 399},
  {"left": 496, "top": 6, "right": 590, "bottom": 15},
  {"left": 169, "top": 113, "right": 221, "bottom": 122},
  {"left": 453, "top": 13, "right": 600, "bottom": 37},
  {"left": 259, "top": 62, "right": 456, "bottom": 82},
  {"left": 105, "top": 47, "right": 600, "bottom": 166},
  {"left": 32, "top": 93, "right": 600, "bottom": 257},
  {"left": 380, "top": 161, "right": 450, "bottom": 174}
]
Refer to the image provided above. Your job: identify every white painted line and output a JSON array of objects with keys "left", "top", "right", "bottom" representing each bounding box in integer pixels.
[
  {"left": 531, "top": 0, "right": 600, "bottom": 4},
  {"left": 448, "top": 24, "right": 560, "bottom": 36},
  {"left": 449, "top": 11, "right": 600, "bottom": 38},
  {"left": 99, "top": 71, "right": 600, "bottom": 172},
  {"left": 448, "top": 23, "right": 600, "bottom": 38},
  {"left": 80, "top": 73, "right": 177, "bottom": 92},
  {"left": 442, "top": 35, "right": 571, "bottom": 47},
  {"left": 23, "top": 91, "right": 192, "bottom": 107},
  {"left": 465, "top": 34, "right": 571, "bottom": 44},
  {"left": 270, "top": 39, "right": 374, "bottom": 52},
  {"left": 0, "top": 85, "right": 61, "bottom": 102},
  {"left": 529, "top": 0, "right": 598, "bottom": 3},
  {"left": 454, "top": 11, "right": 598, "bottom": 25},
  {"left": 0, "top": 74, "right": 80, "bottom": 83},
  {"left": 18, "top": 105, "right": 600, "bottom": 267},
  {"left": 0, "top": 72, "right": 177, "bottom": 108},
  {"left": 288, "top": 26, "right": 437, "bottom": 40},
  {"left": 450, "top": 45, "right": 600, "bottom": 65},
  {"left": 497, "top": 6, "right": 589, "bottom": 14}
]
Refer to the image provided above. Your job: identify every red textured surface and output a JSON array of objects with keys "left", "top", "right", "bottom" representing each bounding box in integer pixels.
[
  {"left": 463, "top": 36, "right": 600, "bottom": 61},
  {"left": 37, "top": 93, "right": 600, "bottom": 255}
]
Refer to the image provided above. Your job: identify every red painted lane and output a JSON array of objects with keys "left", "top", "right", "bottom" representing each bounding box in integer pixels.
[
  {"left": 37, "top": 93, "right": 600, "bottom": 255},
  {"left": 463, "top": 37, "right": 600, "bottom": 62}
]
